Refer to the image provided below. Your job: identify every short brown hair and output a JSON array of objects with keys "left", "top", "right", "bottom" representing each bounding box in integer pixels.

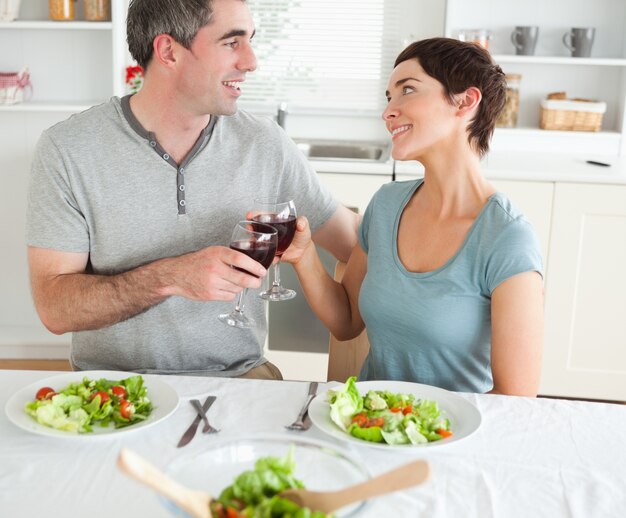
[
  {"left": 395, "top": 37, "right": 506, "bottom": 157},
  {"left": 127, "top": 0, "right": 246, "bottom": 69}
]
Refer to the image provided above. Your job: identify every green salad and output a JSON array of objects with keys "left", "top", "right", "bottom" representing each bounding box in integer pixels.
[
  {"left": 24, "top": 375, "right": 153, "bottom": 433},
  {"left": 328, "top": 376, "right": 453, "bottom": 445},
  {"left": 210, "top": 447, "right": 331, "bottom": 518}
]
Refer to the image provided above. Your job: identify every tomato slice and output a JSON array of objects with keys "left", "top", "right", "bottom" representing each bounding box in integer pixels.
[
  {"left": 35, "top": 387, "right": 56, "bottom": 400},
  {"left": 120, "top": 399, "right": 135, "bottom": 419},
  {"left": 111, "top": 385, "right": 127, "bottom": 399},
  {"left": 366, "top": 417, "right": 385, "bottom": 428},
  {"left": 351, "top": 413, "right": 368, "bottom": 427},
  {"left": 92, "top": 390, "right": 110, "bottom": 406}
]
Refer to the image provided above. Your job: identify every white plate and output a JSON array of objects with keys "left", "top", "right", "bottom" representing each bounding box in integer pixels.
[
  {"left": 308, "top": 380, "right": 481, "bottom": 450},
  {"left": 5, "top": 370, "right": 180, "bottom": 438}
]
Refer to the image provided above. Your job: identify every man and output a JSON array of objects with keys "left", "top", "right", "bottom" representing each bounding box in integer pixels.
[{"left": 26, "top": 0, "right": 358, "bottom": 379}]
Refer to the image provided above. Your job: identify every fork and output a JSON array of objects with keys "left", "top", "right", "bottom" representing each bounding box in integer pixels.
[
  {"left": 190, "top": 398, "right": 219, "bottom": 434},
  {"left": 285, "top": 381, "right": 318, "bottom": 431}
]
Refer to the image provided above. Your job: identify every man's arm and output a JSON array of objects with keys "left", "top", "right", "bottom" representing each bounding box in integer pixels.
[
  {"left": 28, "top": 245, "right": 269, "bottom": 335},
  {"left": 311, "top": 204, "right": 360, "bottom": 262}
]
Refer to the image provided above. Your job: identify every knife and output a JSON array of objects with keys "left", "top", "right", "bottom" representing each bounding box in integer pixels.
[
  {"left": 190, "top": 398, "right": 219, "bottom": 434},
  {"left": 177, "top": 395, "right": 216, "bottom": 448}
]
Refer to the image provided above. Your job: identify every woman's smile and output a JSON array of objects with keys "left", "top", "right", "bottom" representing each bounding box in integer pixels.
[{"left": 391, "top": 124, "right": 413, "bottom": 139}]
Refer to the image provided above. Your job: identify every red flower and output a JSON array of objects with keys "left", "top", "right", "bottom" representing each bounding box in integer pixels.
[{"left": 125, "top": 65, "right": 144, "bottom": 84}]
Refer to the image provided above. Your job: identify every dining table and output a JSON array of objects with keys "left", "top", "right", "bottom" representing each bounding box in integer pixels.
[{"left": 1, "top": 369, "right": 625, "bottom": 518}]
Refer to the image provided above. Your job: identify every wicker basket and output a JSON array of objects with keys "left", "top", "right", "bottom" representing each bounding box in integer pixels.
[{"left": 540, "top": 99, "right": 606, "bottom": 132}]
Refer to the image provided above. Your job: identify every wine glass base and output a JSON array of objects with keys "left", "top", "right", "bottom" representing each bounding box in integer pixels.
[
  {"left": 218, "top": 311, "right": 255, "bottom": 329},
  {"left": 260, "top": 286, "right": 297, "bottom": 302}
]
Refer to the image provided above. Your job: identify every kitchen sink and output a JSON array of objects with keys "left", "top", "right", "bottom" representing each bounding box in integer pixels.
[{"left": 294, "top": 139, "right": 390, "bottom": 162}]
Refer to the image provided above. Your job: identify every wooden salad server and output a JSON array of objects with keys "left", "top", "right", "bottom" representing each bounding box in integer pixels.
[
  {"left": 117, "top": 448, "right": 212, "bottom": 518},
  {"left": 280, "top": 458, "right": 431, "bottom": 514}
]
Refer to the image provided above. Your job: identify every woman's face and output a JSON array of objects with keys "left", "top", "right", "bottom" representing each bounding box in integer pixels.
[{"left": 382, "top": 59, "right": 460, "bottom": 161}]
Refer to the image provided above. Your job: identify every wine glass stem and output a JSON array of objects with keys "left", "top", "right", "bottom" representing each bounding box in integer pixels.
[
  {"left": 234, "top": 289, "right": 248, "bottom": 313},
  {"left": 272, "top": 261, "right": 282, "bottom": 287}
]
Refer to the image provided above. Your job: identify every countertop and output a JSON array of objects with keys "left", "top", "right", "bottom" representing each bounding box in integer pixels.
[{"left": 311, "top": 151, "right": 626, "bottom": 185}]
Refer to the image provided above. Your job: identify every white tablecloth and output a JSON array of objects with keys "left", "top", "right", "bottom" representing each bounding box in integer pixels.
[{"left": 1, "top": 370, "right": 625, "bottom": 518}]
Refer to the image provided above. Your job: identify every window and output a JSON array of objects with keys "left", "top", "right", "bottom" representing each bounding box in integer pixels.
[{"left": 243, "top": 0, "right": 402, "bottom": 113}]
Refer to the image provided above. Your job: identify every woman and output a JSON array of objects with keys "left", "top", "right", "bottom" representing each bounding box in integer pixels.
[{"left": 284, "top": 38, "right": 544, "bottom": 395}]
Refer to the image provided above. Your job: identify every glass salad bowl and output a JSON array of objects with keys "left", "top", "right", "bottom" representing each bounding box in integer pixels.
[{"left": 161, "top": 435, "right": 370, "bottom": 517}]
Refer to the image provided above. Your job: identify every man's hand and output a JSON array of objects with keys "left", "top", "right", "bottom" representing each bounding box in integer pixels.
[{"left": 162, "top": 245, "right": 268, "bottom": 301}]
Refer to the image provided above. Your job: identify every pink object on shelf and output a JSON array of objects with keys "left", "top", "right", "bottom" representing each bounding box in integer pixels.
[{"left": 0, "top": 67, "right": 32, "bottom": 105}]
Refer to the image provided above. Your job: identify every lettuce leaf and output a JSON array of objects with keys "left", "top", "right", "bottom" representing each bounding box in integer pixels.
[
  {"left": 328, "top": 376, "right": 363, "bottom": 431},
  {"left": 214, "top": 446, "right": 331, "bottom": 518},
  {"left": 364, "top": 390, "right": 387, "bottom": 410},
  {"left": 26, "top": 399, "right": 90, "bottom": 433},
  {"left": 381, "top": 428, "right": 410, "bottom": 445},
  {"left": 348, "top": 423, "right": 384, "bottom": 443},
  {"left": 328, "top": 378, "right": 452, "bottom": 447}
]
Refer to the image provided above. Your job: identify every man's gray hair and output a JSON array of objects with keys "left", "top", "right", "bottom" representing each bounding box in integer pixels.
[{"left": 127, "top": 0, "right": 217, "bottom": 69}]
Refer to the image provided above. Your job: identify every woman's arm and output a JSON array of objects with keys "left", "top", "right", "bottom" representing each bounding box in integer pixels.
[
  {"left": 283, "top": 217, "right": 367, "bottom": 341},
  {"left": 489, "top": 271, "right": 544, "bottom": 396}
]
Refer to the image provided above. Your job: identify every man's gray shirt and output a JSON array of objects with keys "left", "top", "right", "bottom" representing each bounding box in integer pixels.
[{"left": 26, "top": 97, "right": 337, "bottom": 376}]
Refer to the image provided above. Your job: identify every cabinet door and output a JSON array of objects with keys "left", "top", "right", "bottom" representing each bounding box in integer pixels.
[
  {"left": 491, "top": 180, "right": 554, "bottom": 269},
  {"left": 542, "top": 183, "right": 626, "bottom": 401},
  {"left": 0, "top": 113, "right": 71, "bottom": 355},
  {"left": 317, "top": 173, "right": 391, "bottom": 214}
]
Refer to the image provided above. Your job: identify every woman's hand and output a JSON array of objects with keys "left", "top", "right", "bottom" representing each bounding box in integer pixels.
[{"left": 280, "top": 216, "right": 315, "bottom": 265}]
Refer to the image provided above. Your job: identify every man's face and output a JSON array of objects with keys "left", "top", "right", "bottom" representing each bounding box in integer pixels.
[{"left": 176, "top": 0, "right": 257, "bottom": 116}]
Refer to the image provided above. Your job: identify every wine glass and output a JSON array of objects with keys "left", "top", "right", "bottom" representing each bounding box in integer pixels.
[
  {"left": 251, "top": 198, "right": 297, "bottom": 301},
  {"left": 218, "top": 220, "right": 278, "bottom": 329}
]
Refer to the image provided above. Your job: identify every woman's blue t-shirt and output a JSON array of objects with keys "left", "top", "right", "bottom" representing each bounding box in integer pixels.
[{"left": 357, "top": 179, "right": 543, "bottom": 393}]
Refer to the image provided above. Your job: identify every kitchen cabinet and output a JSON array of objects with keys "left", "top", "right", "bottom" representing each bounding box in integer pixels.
[
  {"left": 318, "top": 173, "right": 391, "bottom": 214},
  {"left": 0, "top": 0, "right": 128, "bottom": 356},
  {"left": 442, "top": 0, "right": 626, "bottom": 156},
  {"left": 542, "top": 183, "right": 626, "bottom": 401},
  {"left": 317, "top": 172, "right": 392, "bottom": 214}
]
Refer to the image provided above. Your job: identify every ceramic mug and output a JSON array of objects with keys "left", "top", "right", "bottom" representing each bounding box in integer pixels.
[
  {"left": 511, "top": 26, "right": 539, "bottom": 56},
  {"left": 563, "top": 27, "right": 595, "bottom": 58}
]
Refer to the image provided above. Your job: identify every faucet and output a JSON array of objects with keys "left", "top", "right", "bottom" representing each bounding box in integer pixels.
[{"left": 276, "top": 102, "right": 288, "bottom": 130}]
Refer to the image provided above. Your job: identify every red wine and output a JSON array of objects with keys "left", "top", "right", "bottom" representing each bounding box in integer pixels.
[
  {"left": 252, "top": 214, "right": 297, "bottom": 256},
  {"left": 231, "top": 239, "right": 277, "bottom": 276}
]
